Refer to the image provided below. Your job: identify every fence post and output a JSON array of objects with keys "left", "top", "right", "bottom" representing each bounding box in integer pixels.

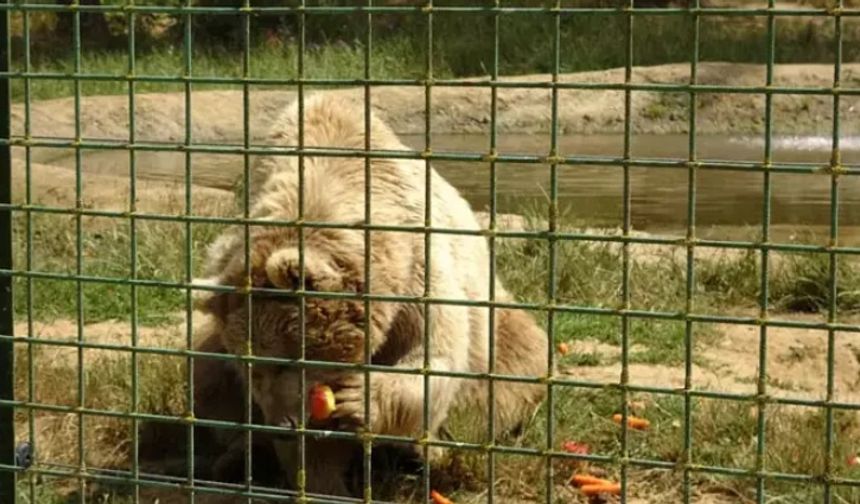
[{"left": 0, "top": 1, "right": 14, "bottom": 503}]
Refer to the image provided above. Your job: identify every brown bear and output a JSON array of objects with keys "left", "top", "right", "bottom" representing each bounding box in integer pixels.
[{"left": 192, "top": 93, "right": 550, "bottom": 496}]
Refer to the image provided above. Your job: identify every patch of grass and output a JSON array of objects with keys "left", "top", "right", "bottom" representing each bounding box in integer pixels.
[
  {"left": 501, "top": 208, "right": 860, "bottom": 315},
  {"left": 10, "top": 38, "right": 436, "bottom": 103},
  {"left": 495, "top": 209, "right": 860, "bottom": 368},
  {"left": 771, "top": 252, "right": 860, "bottom": 313},
  {"left": 495, "top": 209, "right": 686, "bottom": 313},
  {"left": 15, "top": 480, "right": 82, "bottom": 504},
  {"left": 10, "top": 6, "right": 860, "bottom": 102},
  {"left": 13, "top": 343, "right": 186, "bottom": 496},
  {"left": 641, "top": 93, "right": 687, "bottom": 122},
  {"left": 697, "top": 243, "right": 860, "bottom": 314},
  {"left": 563, "top": 349, "right": 605, "bottom": 367},
  {"left": 442, "top": 388, "right": 860, "bottom": 502},
  {"left": 553, "top": 313, "right": 706, "bottom": 366},
  {"left": 11, "top": 212, "right": 223, "bottom": 324},
  {"left": 495, "top": 208, "right": 720, "bottom": 365},
  {"left": 697, "top": 248, "right": 760, "bottom": 309}
]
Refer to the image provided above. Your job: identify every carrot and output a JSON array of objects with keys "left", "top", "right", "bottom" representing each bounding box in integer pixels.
[
  {"left": 570, "top": 474, "right": 612, "bottom": 487},
  {"left": 430, "top": 490, "right": 454, "bottom": 504},
  {"left": 611, "top": 413, "right": 650, "bottom": 430},
  {"left": 562, "top": 440, "right": 590, "bottom": 455},
  {"left": 308, "top": 384, "right": 336, "bottom": 421},
  {"left": 580, "top": 482, "right": 621, "bottom": 496},
  {"left": 557, "top": 342, "right": 570, "bottom": 355}
]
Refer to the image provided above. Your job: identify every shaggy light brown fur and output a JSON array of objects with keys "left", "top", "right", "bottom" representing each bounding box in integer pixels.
[{"left": 193, "top": 94, "right": 550, "bottom": 496}]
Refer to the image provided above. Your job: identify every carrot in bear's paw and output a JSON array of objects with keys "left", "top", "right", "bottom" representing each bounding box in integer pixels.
[
  {"left": 570, "top": 474, "right": 612, "bottom": 487},
  {"left": 580, "top": 482, "right": 621, "bottom": 496},
  {"left": 430, "top": 490, "right": 454, "bottom": 504},
  {"left": 309, "top": 384, "right": 336, "bottom": 421}
]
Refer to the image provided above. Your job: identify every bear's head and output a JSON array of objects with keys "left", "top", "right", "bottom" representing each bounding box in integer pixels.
[{"left": 194, "top": 225, "right": 369, "bottom": 430}]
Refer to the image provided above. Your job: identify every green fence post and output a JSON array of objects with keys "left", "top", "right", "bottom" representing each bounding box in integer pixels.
[{"left": 0, "top": 1, "right": 14, "bottom": 503}]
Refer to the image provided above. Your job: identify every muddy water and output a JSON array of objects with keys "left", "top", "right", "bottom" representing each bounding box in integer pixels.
[{"left": 42, "top": 133, "right": 860, "bottom": 245}]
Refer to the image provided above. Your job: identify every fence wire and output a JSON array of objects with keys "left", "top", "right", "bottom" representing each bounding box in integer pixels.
[
  {"left": 1, "top": 4, "right": 13, "bottom": 504},
  {"left": 0, "top": 1, "right": 859, "bottom": 504}
]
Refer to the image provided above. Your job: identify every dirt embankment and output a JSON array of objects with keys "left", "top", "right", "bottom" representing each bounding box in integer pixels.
[{"left": 12, "top": 62, "right": 860, "bottom": 157}]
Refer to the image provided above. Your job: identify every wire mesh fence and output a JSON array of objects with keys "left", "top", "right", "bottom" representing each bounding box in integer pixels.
[{"left": 2, "top": 1, "right": 860, "bottom": 503}]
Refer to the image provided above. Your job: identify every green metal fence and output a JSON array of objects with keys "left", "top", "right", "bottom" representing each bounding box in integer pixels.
[{"left": 1, "top": 1, "right": 860, "bottom": 503}]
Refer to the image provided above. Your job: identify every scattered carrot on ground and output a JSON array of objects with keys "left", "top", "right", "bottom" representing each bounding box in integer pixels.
[
  {"left": 430, "top": 490, "right": 454, "bottom": 504},
  {"left": 562, "top": 441, "right": 590, "bottom": 455},
  {"left": 570, "top": 474, "right": 612, "bottom": 487},
  {"left": 580, "top": 482, "right": 621, "bottom": 497},
  {"left": 557, "top": 342, "right": 570, "bottom": 355},
  {"left": 611, "top": 413, "right": 650, "bottom": 430}
]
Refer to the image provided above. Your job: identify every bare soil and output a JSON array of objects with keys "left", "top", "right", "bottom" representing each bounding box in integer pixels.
[
  {"left": 12, "top": 63, "right": 860, "bottom": 157},
  {"left": 18, "top": 311, "right": 856, "bottom": 417},
  {"left": 563, "top": 316, "right": 860, "bottom": 404},
  {"left": 10, "top": 159, "right": 235, "bottom": 215}
]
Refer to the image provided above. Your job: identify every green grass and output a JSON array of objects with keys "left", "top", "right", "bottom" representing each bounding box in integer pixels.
[
  {"left": 10, "top": 38, "right": 428, "bottom": 102},
  {"left": 495, "top": 231, "right": 702, "bottom": 365},
  {"left": 14, "top": 202, "right": 860, "bottom": 336},
  {"left": 442, "top": 388, "right": 860, "bottom": 503},
  {"left": 491, "top": 210, "right": 860, "bottom": 367},
  {"left": 8, "top": 5, "right": 860, "bottom": 102},
  {"left": 771, "top": 251, "right": 860, "bottom": 313},
  {"left": 697, "top": 241, "right": 860, "bottom": 313},
  {"left": 11, "top": 212, "right": 223, "bottom": 324}
]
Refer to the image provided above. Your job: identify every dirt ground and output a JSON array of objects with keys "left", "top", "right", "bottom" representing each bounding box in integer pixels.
[
  {"left": 12, "top": 63, "right": 860, "bottom": 156},
  {"left": 562, "top": 316, "right": 860, "bottom": 404},
  {"left": 15, "top": 310, "right": 860, "bottom": 418}
]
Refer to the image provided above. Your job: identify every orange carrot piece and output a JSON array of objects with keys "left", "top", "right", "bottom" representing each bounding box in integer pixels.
[
  {"left": 562, "top": 440, "right": 590, "bottom": 455},
  {"left": 430, "top": 490, "right": 454, "bottom": 504},
  {"left": 570, "top": 474, "right": 612, "bottom": 487},
  {"left": 557, "top": 342, "right": 570, "bottom": 355},
  {"left": 611, "top": 413, "right": 650, "bottom": 430},
  {"left": 580, "top": 482, "right": 621, "bottom": 496},
  {"left": 309, "top": 384, "right": 336, "bottom": 421}
]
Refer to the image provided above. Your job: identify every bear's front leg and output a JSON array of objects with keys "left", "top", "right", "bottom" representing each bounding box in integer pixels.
[
  {"left": 330, "top": 373, "right": 381, "bottom": 430},
  {"left": 330, "top": 356, "right": 463, "bottom": 442},
  {"left": 331, "top": 303, "right": 473, "bottom": 460}
]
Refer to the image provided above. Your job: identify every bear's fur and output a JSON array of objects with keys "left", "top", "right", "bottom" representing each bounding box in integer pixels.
[
  {"left": 193, "top": 94, "right": 550, "bottom": 496},
  {"left": 138, "top": 321, "right": 282, "bottom": 487},
  {"left": 139, "top": 323, "right": 430, "bottom": 496}
]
